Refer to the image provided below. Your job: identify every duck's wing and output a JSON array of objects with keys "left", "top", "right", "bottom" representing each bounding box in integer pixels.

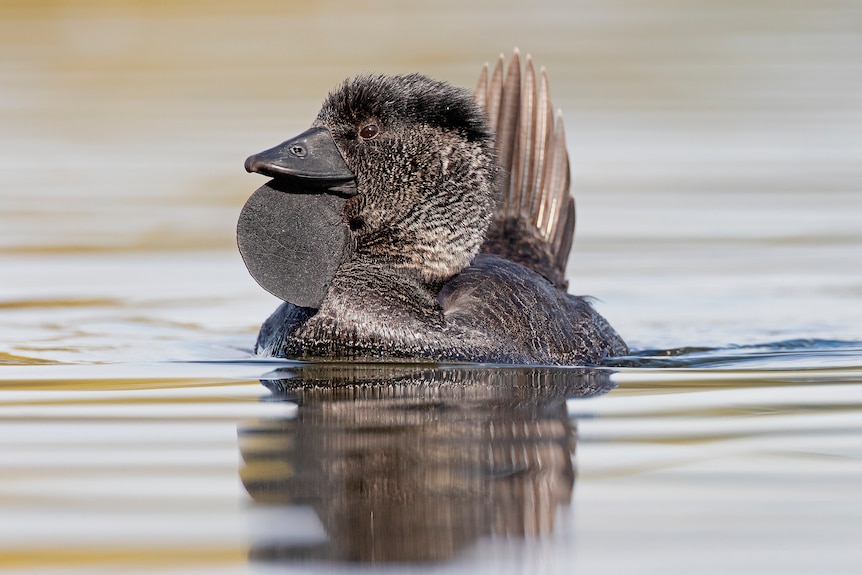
[{"left": 475, "top": 49, "right": 575, "bottom": 290}]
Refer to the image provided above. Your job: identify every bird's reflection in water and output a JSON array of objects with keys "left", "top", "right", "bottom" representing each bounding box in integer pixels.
[{"left": 239, "top": 364, "right": 615, "bottom": 564}]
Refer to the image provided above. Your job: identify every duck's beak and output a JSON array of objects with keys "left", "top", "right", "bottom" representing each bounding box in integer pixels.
[
  {"left": 239, "top": 127, "right": 356, "bottom": 308},
  {"left": 244, "top": 127, "right": 357, "bottom": 196}
]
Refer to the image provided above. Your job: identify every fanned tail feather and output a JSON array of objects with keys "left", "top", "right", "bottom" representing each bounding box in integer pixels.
[{"left": 475, "top": 49, "right": 576, "bottom": 290}]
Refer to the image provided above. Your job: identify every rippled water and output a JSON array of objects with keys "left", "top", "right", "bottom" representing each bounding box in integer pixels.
[
  {"left": 3, "top": 356, "right": 861, "bottom": 574},
  {"left": 2, "top": 1, "right": 861, "bottom": 573}
]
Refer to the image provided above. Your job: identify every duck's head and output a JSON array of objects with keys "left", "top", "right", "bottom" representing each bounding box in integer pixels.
[{"left": 238, "top": 74, "right": 498, "bottom": 308}]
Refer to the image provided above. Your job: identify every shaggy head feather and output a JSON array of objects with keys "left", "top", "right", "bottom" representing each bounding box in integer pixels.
[{"left": 313, "top": 74, "right": 498, "bottom": 286}]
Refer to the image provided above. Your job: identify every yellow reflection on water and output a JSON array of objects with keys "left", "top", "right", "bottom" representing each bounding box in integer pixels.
[{"left": 0, "top": 547, "right": 245, "bottom": 572}]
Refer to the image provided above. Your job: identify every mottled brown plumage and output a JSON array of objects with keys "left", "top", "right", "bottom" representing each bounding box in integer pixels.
[{"left": 247, "top": 51, "right": 626, "bottom": 364}]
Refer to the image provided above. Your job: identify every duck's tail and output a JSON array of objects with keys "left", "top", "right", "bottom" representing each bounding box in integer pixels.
[{"left": 475, "top": 49, "right": 575, "bottom": 290}]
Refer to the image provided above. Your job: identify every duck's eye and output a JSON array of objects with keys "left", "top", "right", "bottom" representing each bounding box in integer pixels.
[
  {"left": 359, "top": 124, "right": 379, "bottom": 140},
  {"left": 348, "top": 216, "right": 365, "bottom": 232}
]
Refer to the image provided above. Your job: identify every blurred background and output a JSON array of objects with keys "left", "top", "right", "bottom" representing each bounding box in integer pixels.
[{"left": 1, "top": 0, "right": 860, "bottom": 361}]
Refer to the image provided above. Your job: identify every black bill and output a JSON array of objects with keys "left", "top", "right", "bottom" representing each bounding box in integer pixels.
[{"left": 244, "top": 127, "right": 357, "bottom": 195}]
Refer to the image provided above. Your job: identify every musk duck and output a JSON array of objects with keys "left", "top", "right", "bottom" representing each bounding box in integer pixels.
[{"left": 238, "top": 50, "right": 627, "bottom": 365}]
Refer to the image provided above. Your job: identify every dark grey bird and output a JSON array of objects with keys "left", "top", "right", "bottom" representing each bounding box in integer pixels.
[{"left": 237, "top": 50, "right": 627, "bottom": 365}]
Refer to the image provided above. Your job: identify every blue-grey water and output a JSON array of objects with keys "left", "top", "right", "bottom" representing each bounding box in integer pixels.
[{"left": 1, "top": 1, "right": 861, "bottom": 573}]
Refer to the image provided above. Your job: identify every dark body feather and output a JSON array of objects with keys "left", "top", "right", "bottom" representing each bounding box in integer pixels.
[
  {"left": 252, "top": 51, "right": 626, "bottom": 365},
  {"left": 257, "top": 254, "right": 624, "bottom": 364}
]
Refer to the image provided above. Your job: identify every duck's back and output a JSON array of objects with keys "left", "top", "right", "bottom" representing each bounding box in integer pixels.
[
  {"left": 441, "top": 50, "right": 627, "bottom": 363},
  {"left": 474, "top": 50, "right": 575, "bottom": 290},
  {"left": 441, "top": 253, "right": 626, "bottom": 364}
]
